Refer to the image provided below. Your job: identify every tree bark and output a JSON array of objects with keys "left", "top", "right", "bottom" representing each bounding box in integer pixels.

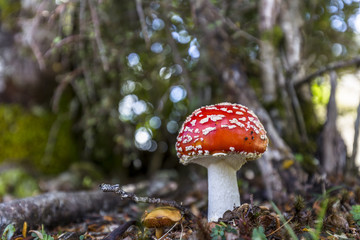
[
  {"left": 279, "top": 0, "right": 309, "bottom": 144},
  {"left": 349, "top": 100, "right": 360, "bottom": 173},
  {"left": 319, "top": 72, "right": 346, "bottom": 176},
  {"left": 0, "top": 190, "right": 125, "bottom": 232},
  {"left": 258, "top": 0, "right": 280, "bottom": 103}
]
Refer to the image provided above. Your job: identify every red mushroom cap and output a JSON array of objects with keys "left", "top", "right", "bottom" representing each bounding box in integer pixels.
[{"left": 176, "top": 103, "right": 268, "bottom": 167}]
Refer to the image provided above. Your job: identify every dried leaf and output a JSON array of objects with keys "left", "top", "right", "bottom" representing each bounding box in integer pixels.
[
  {"left": 22, "top": 221, "right": 27, "bottom": 238},
  {"left": 29, "top": 230, "right": 43, "bottom": 239}
]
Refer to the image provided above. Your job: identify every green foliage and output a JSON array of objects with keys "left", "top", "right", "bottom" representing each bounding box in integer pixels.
[
  {"left": 1, "top": 224, "right": 15, "bottom": 240},
  {"left": 0, "top": 0, "right": 20, "bottom": 27},
  {"left": 350, "top": 205, "right": 360, "bottom": 225},
  {"left": 210, "top": 222, "right": 237, "bottom": 240},
  {"left": 309, "top": 198, "right": 328, "bottom": 240},
  {"left": 311, "top": 80, "right": 330, "bottom": 106},
  {"left": 9, "top": 0, "right": 360, "bottom": 178},
  {"left": 261, "top": 26, "right": 284, "bottom": 46},
  {"left": 0, "top": 167, "right": 39, "bottom": 198},
  {"left": 251, "top": 226, "right": 267, "bottom": 240},
  {"left": 294, "top": 195, "right": 305, "bottom": 213},
  {"left": 271, "top": 202, "right": 299, "bottom": 240},
  {"left": 30, "top": 225, "right": 54, "bottom": 240},
  {"left": 0, "top": 104, "right": 78, "bottom": 174}
]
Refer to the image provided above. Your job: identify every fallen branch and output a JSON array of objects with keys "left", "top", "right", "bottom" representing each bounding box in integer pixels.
[
  {"left": 295, "top": 56, "right": 360, "bottom": 86},
  {"left": 99, "top": 183, "right": 194, "bottom": 218},
  {"left": 103, "top": 220, "right": 136, "bottom": 240},
  {"left": 0, "top": 190, "right": 125, "bottom": 232}
]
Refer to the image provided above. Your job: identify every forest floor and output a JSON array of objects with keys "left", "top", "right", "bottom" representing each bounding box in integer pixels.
[{"left": 1, "top": 171, "right": 360, "bottom": 240}]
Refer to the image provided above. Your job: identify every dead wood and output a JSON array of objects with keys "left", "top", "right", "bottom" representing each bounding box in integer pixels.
[
  {"left": 318, "top": 71, "right": 346, "bottom": 175},
  {"left": 103, "top": 220, "right": 137, "bottom": 240},
  {"left": 0, "top": 190, "right": 125, "bottom": 232},
  {"left": 100, "top": 183, "right": 195, "bottom": 218}
]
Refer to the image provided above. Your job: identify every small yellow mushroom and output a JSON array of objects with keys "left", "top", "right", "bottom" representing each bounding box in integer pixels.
[{"left": 141, "top": 206, "right": 182, "bottom": 239}]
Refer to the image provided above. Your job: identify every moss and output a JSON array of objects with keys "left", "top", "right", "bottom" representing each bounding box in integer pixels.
[
  {"left": 0, "top": 168, "right": 39, "bottom": 198},
  {"left": 0, "top": 104, "right": 78, "bottom": 174},
  {"left": 261, "top": 26, "right": 284, "bottom": 47}
]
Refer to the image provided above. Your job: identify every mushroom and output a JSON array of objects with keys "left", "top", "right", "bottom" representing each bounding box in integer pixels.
[
  {"left": 175, "top": 102, "right": 268, "bottom": 222},
  {"left": 141, "top": 206, "right": 182, "bottom": 239}
]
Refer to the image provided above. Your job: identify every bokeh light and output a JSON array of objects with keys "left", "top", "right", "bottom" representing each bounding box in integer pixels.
[
  {"left": 135, "top": 127, "right": 152, "bottom": 150},
  {"left": 170, "top": 85, "right": 187, "bottom": 103},
  {"left": 127, "top": 53, "right": 140, "bottom": 67}
]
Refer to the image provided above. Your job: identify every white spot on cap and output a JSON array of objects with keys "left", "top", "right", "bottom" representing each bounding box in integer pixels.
[
  {"left": 202, "top": 126, "right": 217, "bottom": 135},
  {"left": 190, "top": 119, "right": 196, "bottom": 126},
  {"left": 184, "top": 126, "right": 193, "bottom": 132},
  {"left": 206, "top": 106, "right": 219, "bottom": 110},
  {"left": 235, "top": 111, "right": 244, "bottom": 115},
  {"left": 199, "top": 114, "right": 225, "bottom": 124},
  {"left": 238, "top": 117, "right": 247, "bottom": 122},
  {"left": 250, "top": 125, "right": 259, "bottom": 134},
  {"left": 194, "top": 128, "right": 200, "bottom": 133},
  {"left": 182, "top": 135, "right": 193, "bottom": 144},
  {"left": 230, "top": 147, "right": 235, "bottom": 151},
  {"left": 229, "top": 118, "right": 245, "bottom": 128},
  {"left": 213, "top": 152, "right": 227, "bottom": 156},
  {"left": 194, "top": 109, "right": 202, "bottom": 116},
  {"left": 185, "top": 146, "right": 194, "bottom": 151}
]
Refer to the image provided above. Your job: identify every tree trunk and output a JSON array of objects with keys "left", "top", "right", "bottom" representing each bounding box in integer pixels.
[
  {"left": 258, "top": 0, "right": 280, "bottom": 103},
  {"left": 349, "top": 100, "right": 360, "bottom": 173},
  {"left": 319, "top": 71, "right": 346, "bottom": 176}
]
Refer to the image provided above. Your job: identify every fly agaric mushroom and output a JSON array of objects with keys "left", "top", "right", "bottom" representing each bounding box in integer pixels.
[
  {"left": 175, "top": 102, "right": 268, "bottom": 222},
  {"left": 141, "top": 206, "right": 182, "bottom": 239}
]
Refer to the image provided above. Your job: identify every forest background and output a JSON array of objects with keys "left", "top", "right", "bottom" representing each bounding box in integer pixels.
[{"left": 0, "top": 0, "right": 360, "bottom": 234}]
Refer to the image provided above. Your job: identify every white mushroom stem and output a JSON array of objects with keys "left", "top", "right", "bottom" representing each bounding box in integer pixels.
[{"left": 207, "top": 160, "right": 241, "bottom": 222}]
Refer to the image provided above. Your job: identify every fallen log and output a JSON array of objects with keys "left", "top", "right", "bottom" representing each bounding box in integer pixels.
[{"left": 0, "top": 190, "right": 125, "bottom": 232}]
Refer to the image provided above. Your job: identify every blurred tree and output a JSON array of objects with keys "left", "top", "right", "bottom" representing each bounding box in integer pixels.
[{"left": 0, "top": 0, "right": 359, "bottom": 199}]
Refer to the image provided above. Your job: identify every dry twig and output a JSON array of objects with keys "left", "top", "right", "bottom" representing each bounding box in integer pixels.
[
  {"left": 88, "top": 0, "right": 109, "bottom": 71},
  {"left": 266, "top": 215, "right": 294, "bottom": 237},
  {"left": 103, "top": 220, "right": 137, "bottom": 240},
  {"left": 135, "top": 0, "right": 150, "bottom": 49},
  {"left": 99, "top": 183, "right": 194, "bottom": 218},
  {"left": 43, "top": 35, "right": 82, "bottom": 58}
]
